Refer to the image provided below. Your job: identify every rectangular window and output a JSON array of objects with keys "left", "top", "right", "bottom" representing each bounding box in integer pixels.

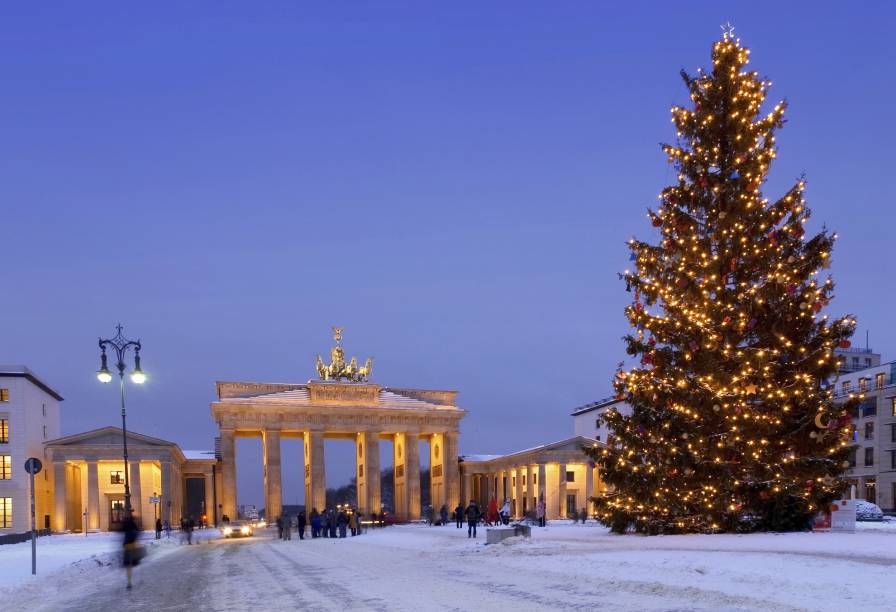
[
  {"left": 42, "top": 404, "right": 46, "bottom": 417},
  {"left": 566, "top": 470, "right": 575, "bottom": 483},
  {"left": 523, "top": 475, "right": 527, "bottom": 486},
  {"left": 891, "top": 423, "right": 896, "bottom": 443},
  {"left": 891, "top": 451, "right": 896, "bottom": 471},
  {"left": 42, "top": 425, "right": 47, "bottom": 440},
  {"left": 861, "top": 399, "right": 877, "bottom": 417},
  {"left": 859, "top": 378, "right": 868, "bottom": 392},
  {"left": 864, "top": 447, "right": 874, "bottom": 466},
  {"left": 0, "top": 389, "right": 8, "bottom": 402},
  {"left": 865, "top": 422, "right": 875, "bottom": 440},
  {"left": 533, "top": 473, "right": 537, "bottom": 485},
  {"left": 842, "top": 381, "right": 851, "bottom": 393},
  {"left": 864, "top": 478, "right": 876, "bottom": 502},
  {"left": 848, "top": 447, "right": 857, "bottom": 468},
  {"left": 512, "top": 476, "right": 515, "bottom": 487},
  {"left": 0, "top": 418, "right": 7, "bottom": 444},
  {"left": 0, "top": 497, "right": 10, "bottom": 528},
  {"left": 0, "top": 455, "right": 10, "bottom": 480},
  {"left": 892, "top": 398, "right": 896, "bottom": 417},
  {"left": 110, "top": 471, "right": 124, "bottom": 485},
  {"left": 876, "top": 373, "right": 886, "bottom": 389},
  {"left": 595, "top": 418, "right": 601, "bottom": 429}
]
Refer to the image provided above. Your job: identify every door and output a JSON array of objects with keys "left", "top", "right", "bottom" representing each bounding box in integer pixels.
[
  {"left": 109, "top": 499, "right": 126, "bottom": 530},
  {"left": 566, "top": 493, "right": 577, "bottom": 518}
]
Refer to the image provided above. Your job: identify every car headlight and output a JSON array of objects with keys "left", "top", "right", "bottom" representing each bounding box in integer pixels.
[
  {"left": 223, "top": 527, "right": 232, "bottom": 535},
  {"left": 241, "top": 527, "right": 250, "bottom": 535}
]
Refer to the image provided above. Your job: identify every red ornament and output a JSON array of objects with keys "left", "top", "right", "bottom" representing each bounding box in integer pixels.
[
  {"left": 723, "top": 316, "right": 732, "bottom": 324},
  {"left": 729, "top": 257, "right": 737, "bottom": 272},
  {"left": 747, "top": 182, "right": 759, "bottom": 193},
  {"left": 813, "top": 302, "right": 823, "bottom": 313},
  {"left": 839, "top": 340, "right": 851, "bottom": 349},
  {"left": 653, "top": 217, "right": 663, "bottom": 227},
  {"left": 699, "top": 175, "right": 708, "bottom": 188}
]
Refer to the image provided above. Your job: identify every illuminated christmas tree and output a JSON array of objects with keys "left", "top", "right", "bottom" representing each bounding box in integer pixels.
[{"left": 588, "top": 30, "right": 858, "bottom": 534}]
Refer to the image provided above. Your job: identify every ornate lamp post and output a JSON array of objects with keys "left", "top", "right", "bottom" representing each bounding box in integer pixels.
[{"left": 96, "top": 324, "right": 146, "bottom": 517}]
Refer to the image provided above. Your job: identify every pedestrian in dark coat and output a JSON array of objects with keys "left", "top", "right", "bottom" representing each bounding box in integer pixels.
[
  {"left": 329, "top": 510, "right": 338, "bottom": 538},
  {"left": 155, "top": 517, "right": 162, "bottom": 540},
  {"left": 310, "top": 508, "right": 321, "bottom": 538},
  {"left": 464, "top": 500, "right": 480, "bottom": 538},
  {"left": 337, "top": 509, "right": 348, "bottom": 538},
  {"left": 455, "top": 503, "right": 464, "bottom": 528},
  {"left": 297, "top": 511, "right": 307, "bottom": 540},
  {"left": 439, "top": 504, "right": 449, "bottom": 526},
  {"left": 276, "top": 516, "right": 284, "bottom": 539},
  {"left": 121, "top": 514, "right": 143, "bottom": 589}
]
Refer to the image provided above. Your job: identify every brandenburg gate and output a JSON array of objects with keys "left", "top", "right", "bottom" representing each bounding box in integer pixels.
[{"left": 211, "top": 329, "right": 465, "bottom": 520}]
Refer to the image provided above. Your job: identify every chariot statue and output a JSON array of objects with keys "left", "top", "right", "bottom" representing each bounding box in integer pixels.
[{"left": 315, "top": 326, "right": 374, "bottom": 382}]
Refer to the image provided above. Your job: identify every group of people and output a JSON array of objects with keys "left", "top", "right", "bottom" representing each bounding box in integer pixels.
[
  {"left": 275, "top": 508, "right": 381, "bottom": 540},
  {"left": 452, "top": 496, "right": 553, "bottom": 535}
]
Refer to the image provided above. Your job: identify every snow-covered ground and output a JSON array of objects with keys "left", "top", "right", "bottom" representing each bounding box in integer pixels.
[{"left": 2, "top": 521, "right": 895, "bottom": 611}]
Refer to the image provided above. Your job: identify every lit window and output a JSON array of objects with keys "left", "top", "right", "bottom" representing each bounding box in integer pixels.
[
  {"left": 0, "top": 389, "right": 8, "bottom": 402},
  {"left": 0, "top": 497, "right": 10, "bottom": 528},
  {"left": 842, "top": 381, "right": 851, "bottom": 393},
  {"left": 876, "top": 373, "right": 886, "bottom": 389},
  {"left": 892, "top": 398, "right": 896, "bottom": 417},
  {"left": 110, "top": 471, "right": 124, "bottom": 485},
  {"left": 0, "top": 455, "right": 10, "bottom": 480},
  {"left": 0, "top": 418, "right": 7, "bottom": 444},
  {"left": 858, "top": 378, "right": 868, "bottom": 392},
  {"left": 864, "top": 447, "right": 874, "bottom": 466},
  {"left": 566, "top": 470, "right": 575, "bottom": 482},
  {"left": 865, "top": 422, "right": 875, "bottom": 440}
]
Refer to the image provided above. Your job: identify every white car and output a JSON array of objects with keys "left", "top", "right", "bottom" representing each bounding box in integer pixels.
[
  {"left": 855, "top": 500, "right": 884, "bottom": 521},
  {"left": 221, "top": 520, "right": 254, "bottom": 538}
]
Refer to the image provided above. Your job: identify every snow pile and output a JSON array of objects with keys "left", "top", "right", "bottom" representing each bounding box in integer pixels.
[{"left": 855, "top": 500, "right": 884, "bottom": 521}]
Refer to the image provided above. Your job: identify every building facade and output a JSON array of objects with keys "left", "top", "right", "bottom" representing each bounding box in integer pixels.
[
  {"left": 45, "top": 427, "right": 216, "bottom": 532},
  {"left": 460, "top": 436, "right": 603, "bottom": 520},
  {"left": 834, "top": 359, "right": 896, "bottom": 513},
  {"left": 571, "top": 397, "right": 632, "bottom": 443},
  {"left": 0, "top": 366, "right": 62, "bottom": 533}
]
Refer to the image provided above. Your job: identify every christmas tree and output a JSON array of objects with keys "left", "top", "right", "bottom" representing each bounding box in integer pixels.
[{"left": 588, "top": 29, "right": 858, "bottom": 534}]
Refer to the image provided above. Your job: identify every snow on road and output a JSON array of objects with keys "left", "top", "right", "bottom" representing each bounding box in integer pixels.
[{"left": 1, "top": 522, "right": 894, "bottom": 611}]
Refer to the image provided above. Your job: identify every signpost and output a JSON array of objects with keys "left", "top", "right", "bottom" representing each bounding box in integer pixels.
[{"left": 24, "top": 457, "right": 43, "bottom": 575}]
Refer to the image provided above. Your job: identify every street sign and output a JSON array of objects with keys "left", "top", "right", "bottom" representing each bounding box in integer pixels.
[
  {"left": 149, "top": 496, "right": 160, "bottom": 504},
  {"left": 24, "top": 457, "right": 42, "bottom": 475},
  {"left": 24, "top": 457, "right": 42, "bottom": 575}
]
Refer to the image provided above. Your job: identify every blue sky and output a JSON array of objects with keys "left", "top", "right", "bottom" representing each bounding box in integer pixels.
[{"left": 2, "top": 2, "right": 894, "bottom": 508}]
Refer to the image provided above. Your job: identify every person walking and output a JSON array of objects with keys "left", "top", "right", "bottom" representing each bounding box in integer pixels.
[
  {"left": 500, "top": 499, "right": 511, "bottom": 525},
  {"left": 121, "top": 513, "right": 144, "bottom": 589},
  {"left": 455, "top": 503, "right": 464, "bottom": 528},
  {"left": 154, "top": 517, "right": 162, "bottom": 540},
  {"left": 337, "top": 509, "right": 348, "bottom": 538},
  {"left": 536, "top": 498, "right": 546, "bottom": 527},
  {"left": 464, "top": 500, "right": 480, "bottom": 538},
  {"left": 329, "top": 510, "right": 338, "bottom": 538},
  {"left": 310, "top": 508, "right": 321, "bottom": 538},
  {"left": 285, "top": 514, "right": 293, "bottom": 540},
  {"left": 163, "top": 519, "right": 171, "bottom": 539},
  {"left": 298, "top": 511, "right": 306, "bottom": 540},
  {"left": 276, "top": 516, "right": 284, "bottom": 540},
  {"left": 348, "top": 511, "right": 357, "bottom": 536}
]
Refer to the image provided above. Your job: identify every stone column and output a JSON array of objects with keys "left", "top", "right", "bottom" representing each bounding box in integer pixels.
[
  {"left": 429, "top": 433, "right": 445, "bottom": 511},
  {"left": 304, "top": 430, "right": 326, "bottom": 513},
  {"left": 545, "top": 463, "right": 560, "bottom": 520},
  {"left": 219, "top": 430, "right": 237, "bottom": 520},
  {"left": 204, "top": 472, "right": 215, "bottom": 525},
  {"left": 444, "top": 431, "right": 460, "bottom": 510},
  {"left": 53, "top": 461, "right": 67, "bottom": 532},
  {"left": 364, "top": 432, "right": 381, "bottom": 514},
  {"left": 263, "top": 429, "right": 283, "bottom": 521},
  {"left": 462, "top": 471, "right": 473, "bottom": 509},
  {"left": 558, "top": 463, "right": 568, "bottom": 519},
  {"left": 393, "top": 433, "right": 407, "bottom": 519},
  {"left": 537, "top": 463, "right": 547, "bottom": 503},
  {"left": 405, "top": 434, "right": 421, "bottom": 520},
  {"left": 481, "top": 472, "right": 492, "bottom": 508},
  {"left": 129, "top": 460, "right": 143, "bottom": 528},
  {"left": 585, "top": 462, "right": 594, "bottom": 516},
  {"left": 161, "top": 461, "right": 172, "bottom": 524},
  {"left": 86, "top": 461, "right": 100, "bottom": 531},
  {"left": 514, "top": 467, "right": 524, "bottom": 518}
]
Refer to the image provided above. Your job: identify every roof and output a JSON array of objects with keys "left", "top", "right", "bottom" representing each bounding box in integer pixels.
[
  {"left": 218, "top": 385, "right": 458, "bottom": 412},
  {"left": 461, "top": 436, "right": 601, "bottom": 464},
  {"left": 0, "top": 365, "right": 64, "bottom": 401},
  {"left": 570, "top": 396, "right": 624, "bottom": 416},
  {"left": 45, "top": 426, "right": 178, "bottom": 448}
]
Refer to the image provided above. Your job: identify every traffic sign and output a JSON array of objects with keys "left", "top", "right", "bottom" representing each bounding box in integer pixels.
[
  {"left": 149, "top": 496, "right": 160, "bottom": 504},
  {"left": 24, "top": 457, "right": 42, "bottom": 475}
]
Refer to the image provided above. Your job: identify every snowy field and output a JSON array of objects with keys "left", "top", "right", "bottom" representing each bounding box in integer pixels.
[{"left": 1, "top": 520, "right": 895, "bottom": 611}]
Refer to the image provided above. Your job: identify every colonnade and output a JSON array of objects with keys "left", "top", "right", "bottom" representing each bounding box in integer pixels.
[{"left": 219, "top": 429, "right": 461, "bottom": 520}]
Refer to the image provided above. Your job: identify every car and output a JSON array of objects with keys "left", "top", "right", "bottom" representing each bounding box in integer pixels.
[
  {"left": 855, "top": 500, "right": 884, "bottom": 521},
  {"left": 221, "top": 520, "right": 254, "bottom": 538}
]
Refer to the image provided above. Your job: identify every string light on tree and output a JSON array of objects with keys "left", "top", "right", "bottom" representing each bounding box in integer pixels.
[{"left": 586, "top": 28, "right": 858, "bottom": 535}]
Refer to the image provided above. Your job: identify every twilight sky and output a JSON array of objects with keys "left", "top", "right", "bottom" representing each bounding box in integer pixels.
[{"left": 2, "top": 2, "right": 894, "bottom": 509}]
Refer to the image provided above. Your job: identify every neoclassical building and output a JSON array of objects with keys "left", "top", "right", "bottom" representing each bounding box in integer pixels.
[
  {"left": 460, "top": 436, "right": 604, "bottom": 520},
  {"left": 46, "top": 427, "right": 216, "bottom": 532}
]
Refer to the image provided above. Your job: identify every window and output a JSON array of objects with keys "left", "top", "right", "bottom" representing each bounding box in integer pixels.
[
  {"left": 876, "top": 373, "right": 886, "bottom": 389},
  {"left": 595, "top": 419, "right": 601, "bottom": 429},
  {"left": 847, "top": 447, "right": 857, "bottom": 468},
  {"left": 523, "top": 475, "right": 527, "bottom": 486},
  {"left": 512, "top": 476, "right": 515, "bottom": 487},
  {"left": 865, "top": 358, "right": 873, "bottom": 367},
  {"left": 892, "top": 423, "right": 896, "bottom": 444},
  {"left": 0, "top": 418, "right": 7, "bottom": 444},
  {"left": 864, "top": 447, "right": 874, "bottom": 466},
  {"left": 865, "top": 422, "right": 875, "bottom": 440},
  {"left": 0, "top": 455, "right": 10, "bottom": 479},
  {"left": 110, "top": 471, "right": 124, "bottom": 485},
  {"left": 891, "top": 451, "right": 896, "bottom": 471},
  {"left": 0, "top": 389, "right": 7, "bottom": 402},
  {"left": 864, "top": 478, "right": 876, "bottom": 502},
  {"left": 861, "top": 399, "right": 877, "bottom": 417},
  {"left": 0, "top": 498, "right": 10, "bottom": 528},
  {"left": 892, "top": 398, "right": 896, "bottom": 417},
  {"left": 859, "top": 378, "right": 868, "bottom": 392},
  {"left": 533, "top": 473, "right": 537, "bottom": 485},
  {"left": 566, "top": 470, "right": 575, "bottom": 483},
  {"left": 42, "top": 404, "right": 46, "bottom": 417},
  {"left": 842, "top": 381, "right": 851, "bottom": 393},
  {"left": 852, "top": 357, "right": 859, "bottom": 368},
  {"left": 42, "top": 425, "right": 47, "bottom": 440}
]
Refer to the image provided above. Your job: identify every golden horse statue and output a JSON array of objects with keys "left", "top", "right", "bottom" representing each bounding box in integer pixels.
[{"left": 314, "top": 328, "right": 373, "bottom": 382}]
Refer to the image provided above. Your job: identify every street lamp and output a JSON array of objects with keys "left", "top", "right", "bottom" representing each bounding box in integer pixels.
[{"left": 96, "top": 324, "right": 145, "bottom": 518}]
